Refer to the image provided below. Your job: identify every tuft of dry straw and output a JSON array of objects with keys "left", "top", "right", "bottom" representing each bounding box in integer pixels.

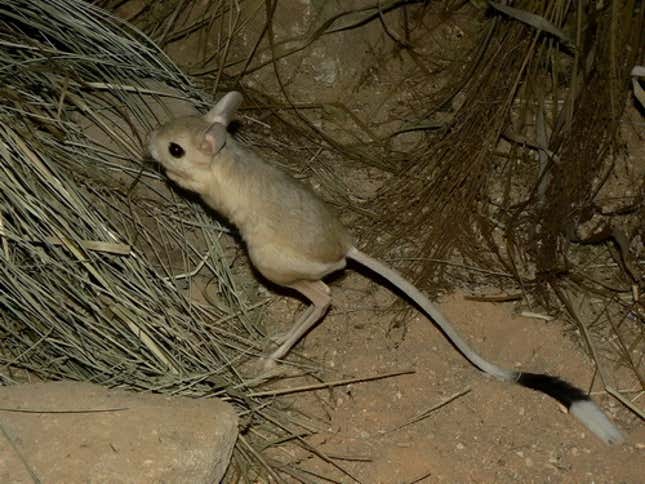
[
  {"left": 0, "top": 0, "right": 254, "bottom": 393},
  {"left": 0, "top": 0, "right": 324, "bottom": 478}
]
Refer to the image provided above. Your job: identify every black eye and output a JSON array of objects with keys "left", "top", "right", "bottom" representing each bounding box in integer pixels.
[{"left": 168, "top": 142, "right": 185, "bottom": 158}]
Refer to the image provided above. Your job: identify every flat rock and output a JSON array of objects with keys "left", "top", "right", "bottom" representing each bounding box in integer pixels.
[{"left": 0, "top": 381, "right": 238, "bottom": 483}]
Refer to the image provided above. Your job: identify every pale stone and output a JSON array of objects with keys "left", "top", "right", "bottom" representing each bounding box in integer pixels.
[{"left": 0, "top": 382, "right": 238, "bottom": 483}]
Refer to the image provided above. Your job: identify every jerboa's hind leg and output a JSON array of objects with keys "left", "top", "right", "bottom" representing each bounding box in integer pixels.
[{"left": 264, "top": 280, "right": 331, "bottom": 368}]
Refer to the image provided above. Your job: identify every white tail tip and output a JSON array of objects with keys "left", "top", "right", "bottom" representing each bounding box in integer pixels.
[{"left": 569, "top": 400, "right": 624, "bottom": 445}]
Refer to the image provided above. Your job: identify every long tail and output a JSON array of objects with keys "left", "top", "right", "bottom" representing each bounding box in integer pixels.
[{"left": 346, "top": 247, "right": 624, "bottom": 445}]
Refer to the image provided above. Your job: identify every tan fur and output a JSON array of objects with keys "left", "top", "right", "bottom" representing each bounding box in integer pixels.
[{"left": 149, "top": 113, "right": 351, "bottom": 286}]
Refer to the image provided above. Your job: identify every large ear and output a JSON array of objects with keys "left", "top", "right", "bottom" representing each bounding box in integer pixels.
[
  {"left": 204, "top": 91, "right": 243, "bottom": 127},
  {"left": 200, "top": 123, "right": 228, "bottom": 156}
]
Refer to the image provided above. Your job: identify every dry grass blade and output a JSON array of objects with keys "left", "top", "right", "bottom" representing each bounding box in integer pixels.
[
  {"left": 384, "top": 387, "right": 472, "bottom": 433},
  {"left": 605, "top": 386, "right": 645, "bottom": 420},
  {"left": 248, "top": 369, "right": 415, "bottom": 397},
  {"left": 489, "top": 1, "right": 575, "bottom": 51}
]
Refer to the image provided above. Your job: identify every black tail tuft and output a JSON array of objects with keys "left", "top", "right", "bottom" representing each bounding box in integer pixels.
[
  {"left": 517, "top": 372, "right": 590, "bottom": 409},
  {"left": 517, "top": 372, "right": 624, "bottom": 444}
]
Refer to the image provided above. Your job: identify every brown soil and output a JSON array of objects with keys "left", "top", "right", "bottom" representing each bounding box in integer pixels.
[{"left": 264, "top": 279, "right": 643, "bottom": 483}]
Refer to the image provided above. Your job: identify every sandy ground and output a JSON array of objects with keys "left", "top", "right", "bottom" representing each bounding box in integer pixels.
[{"left": 264, "top": 278, "right": 643, "bottom": 482}]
